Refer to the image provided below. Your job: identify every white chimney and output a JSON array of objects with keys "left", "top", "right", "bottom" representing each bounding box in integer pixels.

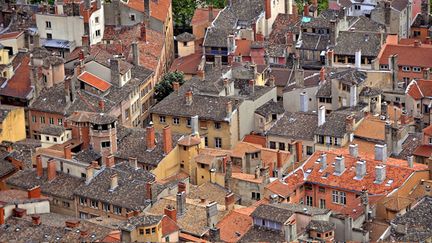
[
  {"left": 374, "top": 165, "right": 386, "bottom": 184},
  {"left": 300, "top": 91, "right": 308, "bottom": 112},
  {"left": 110, "top": 173, "right": 118, "bottom": 191},
  {"left": 407, "top": 155, "right": 414, "bottom": 168},
  {"left": 206, "top": 201, "right": 218, "bottom": 228},
  {"left": 349, "top": 144, "right": 358, "bottom": 158},
  {"left": 334, "top": 155, "right": 345, "bottom": 175},
  {"left": 374, "top": 144, "right": 387, "bottom": 162},
  {"left": 355, "top": 50, "right": 362, "bottom": 69},
  {"left": 129, "top": 157, "right": 138, "bottom": 170},
  {"left": 191, "top": 115, "right": 199, "bottom": 135},
  {"left": 320, "top": 153, "right": 327, "bottom": 171},
  {"left": 354, "top": 160, "right": 366, "bottom": 180},
  {"left": 318, "top": 105, "right": 326, "bottom": 126},
  {"left": 350, "top": 85, "right": 357, "bottom": 107}
]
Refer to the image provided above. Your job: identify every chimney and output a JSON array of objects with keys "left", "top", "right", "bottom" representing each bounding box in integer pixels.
[
  {"left": 269, "top": 75, "right": 276, "bottom": 87},
  {"left": 98, "top": 99, "right": 105, "bottom": 111},
  {"left": 163, "top": 126, "right": 173, "bottom": 154},
  {"left": 84, "top": 0, "right": 91, "bottom": 9},
  {"left": 47, "top": 159, "right": 57, "bottom": 181},
  {"left": 326, "top": 50, "right": 334, "bottom": 67},
  {"left": 85, "top": 165, "right": 94, "bottom": 184},
  {"left": 265, "top": 0, "right": 271, "bottom": 19},
  {"left": 277, "top": 150, "right": 284, "bottom": 169},
  {"left": 334, "top": 155, "right": 345, "bottom": 175},
  {"left": 96, "top": 0, "right": 101, "bottom": 9},
  {"left": 176, "top": 191, "right": 186, "bottom": 216},
  {"left": 178, "top": 181, "right": 186, "bottom": 193},
  {"left": 65, "top": 220, "right": 80, "bottom": 228},
  {"left": 33, "top": 34, "right": 40, "bottom": 49},
  {"left": 388, "top": 54, "right": 398, "bottom": 90},
  {"left": 105, "top": 154, "right": 115, "bottom": 168},
  {"left": 318, "top": 105, "right": 326, "bottom": 126},
  {"left": 185, "top": 90, "right": 193, "bottom": 105},
  {"left": 172, "top": 81, "right": 180, "bottom": 94},
  {"left": 292, "top": 3, "right": 298, "bottom": 16},
  {"left": 206, "top": 201, "right": 218, "bottom": 227},
  {"left": 132, "top": 42, "right": 140, "bottom": 66},
  {"left": 346, "top": 115, "right": 355, "bottom": 133},
  {"left": 110, "top": 173, "right": 118, "bottom": 191},
  {"left": 0, "top": 207, "right": 4, "bottom": 225},
  {"left": 129, "top": 157, "right": 138, "bottom": 170},
  {"left": 320, "top": 153, "right": 327, "bottom": 171},
  {"left": 146, "top": 125, "right": 156, "bottom": 150},
  {"left": 31, "top": 215, "right": 41, "bottom": 226},
  {"left": 304, "top": 4, "right": 310, "bottom": 16},
  {"left": 191, "top": 115, "right": 199, "bottom": 135},
  {"left": 269, "top": 194, "right": 279, "bottom": 204},
  {"left": 13, "top": 208, "right": 26, "bottom": 218},
  {"left": 64, "top": 144, "right": 72, "bottom": 160},
  {"left": 209, "top": 227, "right": 221, "bottom": 242},
  {"left": 225, "top": 192, "right": 235, "bottom": 211},
  {"left": 295, "top": 68, "right": 304, "bottom": 87},
  {"left": 249, "top": 79, "right": 255, "bottom": 94},
  {"left": 299, "top": 91, "right": 308, "bottom": 112},
  {"left": 423, "top": 68, "right": 431, "bottom": 80},
  {"left": 349, "top": 144, "right": 358, "bottom": 157},
  {"left": 407, "top": 155, "right": 414, "bottom": 168},
  {"left": 350, "top": 85, "right": 357, "bottom": 107},
  {"left": 28, "top": 186, "right": 41, "bottom": 199},
  {"left": 146, "top": 181, "right": 153, "bottom": 200},
  {"left": 208, "top": 5, "right": 214, "bottom": 22},
  {"left": 140, "top": 24, "right": 147, "bottom": 42},
  {"left": 354, "top": 160, "right": 367, "bottom": 180},
  {"left": 226, "top": 101, "right": 232, "bottom": 117},
  {"left": 82, "top": 35, "right": 89, "bottom": 47},
  {"left": 144, "top": 0, "right": 150, "bottom": 18},
  {"left": 355, "top": 50, "right": 362, "bottom": 69},
  {"left": 374, "top": 144, "right": 387, "bottom": 162},
  {"left": 425, "top": 37, "right": 431, "bottom": 45},
  {"left": 197, "top": 69, "right": 205, "bottom": 80},
  {"left": 296, "top": 141, "right": 303, "bottom": 162},
  {"left": 374, "top": 165, "right": 386, "bottom": 184},
  {"left": 414, "top": 40, "right": 421, "bottom": 47},
  {"left": 319, "top": 67, "right": 326, "bottom": 82},
  {"left": 110, "top": 58, "right": 121, "bottom": 87},
  {"left": 164, "top": 205, "right": 177, "bottom": 222},
  {"left": 36, "top": 155, "right": 43, "bottom": 178},
  {"left": 381, "top": 102, "right": 388, "bottom": 117}
]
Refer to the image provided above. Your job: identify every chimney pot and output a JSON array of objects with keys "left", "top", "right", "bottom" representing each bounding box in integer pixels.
[
  {"left": 349, "top": 144, "right": 358, "bottom": 157},
  {"left": 28, "top": 186, "right": 41, "bottom": 199},
  {"left": 105, "top": 154, "right": 115, "bottom": 168},
  {"left": 374, "top": 144, "right": 387, "bottom": 162},
  {"left": 110, "top": 173, "right": 118, "bottom": 191},
  {"left": 129, "top": 157, "right": 138, "bottom": 170},
  {"left": 185, "top": 91, "right": 193, "bottom": 105},
  {"left": 140, "top": 24, "right": 147, "bottom": 42},
  {"left": 172, "top": 81, "right": 180, "bottom": 93},
  {"left": 208, "top": 5, "right": 214, "bottom": 22},
  {"left": 98, "top": 99, "right": 105, "bottom": 111},
  {"left": 164, "top": 205, "right": 177, "bottom": 222},
  {"left": 354, "top": 160, "right": 367, "bottom": 180},
  {"left": 31, "top": 215, "right": 41, "bottom": 226},
  {"left": 146, "top": 181, "right": 153, "bottom": 200},
  {"left": 277, "top": 150, "right": 284, "bottom": 169},
  {"left": 320, "top": 153, "right": 327, "bottom": 171},
  {"left": 146, "top": 125, "right": 156, "bottom": 150},
  {"left": 374, "top": 164, "right": 386, "bottom": 184},
  {"left": 334, "top": 155, "right": 345, "bottom": 175},
  {"left": 64, "top": 144, "right": 72, "bottom": 160},
  {"left": 47, "top": 159, "right": 57, "bottom": 181},
  {"left": 163, "top": 126, "right": 173, "bottom": 154},
  {"left": 178, "top": 182, "right": 186, "bottom": 193},
  {"left": 36, "top": 155, "right": 43, "bottom": 178},
  {"left": 303, "top": 4, "right": 310, "bottom": 16},
  {"left": 225, "top": 192, "right": 235, "bottom": 211}
]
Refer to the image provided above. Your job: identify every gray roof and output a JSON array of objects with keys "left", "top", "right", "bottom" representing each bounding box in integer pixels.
[
  {"left": 329, "top": 68, "right": 367, "bottom": 85},
  {"left": 274, "top": 203, "right": 330, "bottom": 216},
  {"left": 391, "top": 0, "right": 409, "bottom": 11},
  {"left": 40, "top": 125, "right": 66, "bottom": 136},
  {"left": 299, "top": 33, "right": 330, "bottom": 51},
  {"left": 7, "top": 139, "right": 41, "bottom": 169},
  {"left": 0, "top": 158, "right": 15, "bottom": 177},
  {"left": 347, "top": 16, "right": 386, "bottom": 32},
  {"left": 314, "top": 112, "right": 349, "bottom": 137},
  {"left": 67, "top": 111, "right": 117, "bottom": 125},
  {"left": 316, "top": 80, "right": 331, "bottom": 98},
  {"left": 390, "top": 196, "right": 432, "bottom": 242},
  {"left": 120, "top": 215, "right": 163, "bottom": 231},
  {"left": 267, "top": 112, "right": 318, "bottom": 141},
  {"left": 334, "top": 31, "right": 382, "bottom": 56},
  {"left": 306, "top": 220, "right": 335, "bottom": 233},
  {"left": 240, "top": 226, "right": 285, "bottom": 242},
  {"left": 255, "top": 100, "right": 284, "bottom": 117},
  {"left": 359, "top": 86, "right": 382, "bottom": 97},
  {"left": 176, "top": 32, "right": 195, "bottom": 42},
  {"left": 251, "top": 204, "right": 294, "bottom": 223}
]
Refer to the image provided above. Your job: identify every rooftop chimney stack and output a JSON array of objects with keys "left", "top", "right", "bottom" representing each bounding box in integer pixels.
[
  {"left": 225, "top": 192, "right": 235, "bottom": 211},
  {"left": 27, "top": 186, "right": 41, "bottom": 199},
  {"left": 146, "top": 125, "right": 156, "bottom": 150},
  {"left": 140, "top": 24, "right": 147, "bottom": 42},
  {"left": 47, "top": 159, "right": 57, "bottom": 181},
  {"left": 129, "top": 157, "right": 138, "bottom": 170},
  {"left": 31, "top": 215, "right": 41, "bottom": 226},
  {"left": 110, "top": 173, "right": 118, "bottom": 191},
  {"left": 197, "top": 69, "right": 205, "bottom": 80},
  {"left": 105, "top": 154, "right": 115, "bottom": 168},
  {"left": 249, "top": 79, "right": 255, "bottom": 94},
  {"left": 320, "top": 153, "right": 327, "bottom": 171},
  {"left": 191, "top": 115, "right": 199, "bottom": 135},
  {"left": 334, "top": 155, "right": 345, "bottom": 175},
  {"left": 163, "top": 125, "right": 173, "bottom": 154},
  {"left": 355, "top": 160, "right": 367, "bottom": 180},
  {"left": 185, "top": 90, "right": 193, "bottom": 105},
  {"left": 64, "top": 144, "right": 72, "bottom": 160},
  {"left": 110, "top": 58, "right": 121, "bottom": 87},
  {"left": 318, "top": 105, "right": 326, "bottom": 126},
  {"left": 208, "top": 5, "right": 214, "bottom": 22},
  {"left": 98, "top": 99, "right": 105, "bottom": 111},
  {"left": 407, "top": 155, "right": 414, "bottom": 168},
  {"left": 300, "top": 91, "right": 308, "bottom": 112},
  {"left": 319, "top": 67, "right": 326, "bottom": 82},
  {"left": 374, "top": 165, "right": 386, "bottom": 184},
  {"left": 164, "top": 205, "right": 177, "bottom": 222},
  {"left": 355, "top": 50, "right": 362, "bottom": 69},
  {"left": 85, "top": 165, "right": 94, "bottom": 184},
  {"left": 206, "top": 201, "right": 218, "bottom": 227},
  {"left": 172, "top": 82, "right": 180, "bottom": 94},
  {"left": 349, "top": 144, "right": 358, "bottom": 158},
  {"left": 132, "top": 42, "right": 140, "bottom": 66},
  {"left": 350, "top": 85, "right": 357, "bottom": 107},
  {"left": 374, "top": 144, "right": 387, "bottom": 162},
  {"left": 176, "top": 191, "right": 186, "bottom": 217},
  {"left": 36, "top": 155, "right": 43, "bottom": 178},
  {"left": 226, "top": 101, "right": 232, "bottom": 117}
]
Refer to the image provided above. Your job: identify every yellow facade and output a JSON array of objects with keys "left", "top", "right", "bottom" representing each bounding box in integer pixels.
[
  {"left": 178, "top": 138, "right": 202, "bottom": 184},
  {"left": 0, "top": 106, "right": 26, "bottom": 143},
  {"left": 131, "top": 222, "right": 163, "bottom": 242},
  {"left": 151, "top": 146, "right": 180, "bottom": 180},
  {"left": 0, "top": 48, "right": 13, "bottom": 79}
]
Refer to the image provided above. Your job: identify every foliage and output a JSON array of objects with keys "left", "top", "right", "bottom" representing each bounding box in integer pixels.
[
  {"left": 201, "top": 0, "right": 226, "bottom": 8},
  {"left": 154, "top": 71, "right": 186, "bottom": 101},
  {"left": 172, "top": 0, "right": 226, "bottom": 30}
]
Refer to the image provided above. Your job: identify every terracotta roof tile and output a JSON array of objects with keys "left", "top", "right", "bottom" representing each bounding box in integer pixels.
[
  {"left": 78, "top": 71, "right": 112, "bottom": 92},
  {"left": 413, "top": 145, "right": 432, "bottom": 158},
  {"left": 423, "top": 125, "right": 432, "bottom": 136},
  {"left": 0, "top": 54, "right": 32, "bottom": 99},
  {"left": 379, "top": 44, "right": 432, "bottom": 67},
  {"left": 0, "top": 31, "right": 24, "bottom": 40},
  {"left": 162, "top": 216, "right": 180, "bottom": 236},
  {"left": 169, "top": 51, "right": 202, "bottom": 75},
  {"left": 354, "top": 116, "right": 386, "bottom": 141},
  {"left": 191, "top": 8, "right": 221, "bottom": 26},
  {"left": 126, "top": 0, "right": 170, "bottom": 22},
  {"left": 242, "top": 134, "right": 267, "bottom": 147},
  {"left": 217, "top": 210, "right": 252, "bottom": 242}
]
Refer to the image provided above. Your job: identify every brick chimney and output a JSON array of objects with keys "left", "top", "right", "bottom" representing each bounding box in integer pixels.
[
  {"left": 65, "top": 220, "right": 80, "bottom": 228},
  {"left": 28, "top": 186, "right": 41, "bottom": 199},
  {"left": 13, "top": 208, "right": 26, "bottom": 218},
  {"left": 197, "top": 69, "right": 205, "bottom": 80},
  {"left": 208, "top": 5, "right": 214, "bottom": 22},
  {"left": 105, "top": 154, "right": 115, "bottom": 168},
  {"left": 36, "top": 155, "right": 43, "bottom": 178},
  {"left": 163, "top": 125, "right": 173, "bottom": 154},
  {"left": 185, "top": 90, "right": 193, "bottom": 105},
  {"left": 292, "top": 3, "right": 298, "bottom": 17},
  {"left": 146, "top": 125, "right": 156, "bottom": 150},
  {"left": 64, "top": 144, "right": 72, "bottom": 160},
  {"left": 110, "top": 58, "right": 121, "bottom": 87},
  {"left": 225, "top": 192, "right": 235, "bottom": 211},
  {"left": 0, "top": 207, "right": 4, "bottom": 225},
  {"left": 85, "top": 165, "right": 94, "bottom": 184},
  {"left": 277, "top": 150, "right": 283, "bottom": 169},
  {"left": 32, "top": 215, "right": 41, "bottom": 226},
  {"left": 326, "top": 50, "right": 334, "bottom": 66},
  {"left": 132, "top": 42, "right": 140, "bottom": 66},
  {"left": 296, "top": 141, "right": 303, "bottom": 162},
  {"left": 265, "top": 0, "right": 271, "bottom": 19},
  {"left": 304, "top": 4, "right": 310, "bottom": 16},
  {"left": 164, "top": 205, "right": 177, "bottom": 222},
  {"left": 178, "top": 181, "right": 186, "bottom": 193},
  {"left": 98, "top": 99, "right": 105, "bottom": 111},
  {"left": 47, "top": 159, "right": 57, "bottom": 181},
  {"left": 226, "top": 101, "right": 232, "bottom": 117},
  {"left": 146, "top": 181, "right": 153, "bottom": 200},
  {"left": 249, "top": 79, "right": 255, "bottom": 94},
  {"left": 140, "top": 24, "right": 147, "bottom": 42},
  {"left": 110, "top": 173, "right": 118, "bottom": 191}
]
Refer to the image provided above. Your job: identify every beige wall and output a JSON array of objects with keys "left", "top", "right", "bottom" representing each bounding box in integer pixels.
[
  {"left": 0, "top": 33, "right": 25, "bottom": 55},
  {"left": 177, "top": 40, "right": 195, "bottom": 57},
  {"left": 36, "top": 14, "right": 84, "bottom": 46}
]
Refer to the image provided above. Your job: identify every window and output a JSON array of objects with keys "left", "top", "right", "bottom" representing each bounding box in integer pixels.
[
  {"left": 103, "top": 203, "right": 110, "bottom": 212},
  {"left": 45, "top": 21, "right": 51, "bottom": 29},
  {"left": 183, "top": 41, "right": 187, "bottom": 46},
  {"left": 214, "top": 122, "right": 221, "bottom": 129},
  {"left": 46, "top": 33, "right": 52, "bottom": 39},
  {"left": 204, "top": 136, "right": 208, "bottom": 147},
  {"left": 49, "top": 117, "right": 54, "bottom": 124},
  {"left": 139, "top": 229, "right": 144, "bottom": 235},
  {"left": 279, "top": 142, "right": 285, "bottom": 151},
  {"left": 151, "top": 227, "right": 156, "bottom": 234},
  {"left": 306, "top": 146, "right": 313, "bottom": 155},
  {"left": 413, "top": 30, "right": 421, "bottom": 37},
  {"left": 354, "top": 4, "right": 360, "bottom": 10},
  {"left": 159, "top": 116, "right": 166, "bottom": 123},
  {"left": 380, "top": 64, "right": 388, "bottom": 70},
  {"left": 305, "top": 184, "right": 312, "bottom": 190},
  {"left": 187, "top": 118, "right": 191, "bottom": 126},
  {"left": 319, "top": 187, "right": 325, "bottom": 193},
  {"left": 113, "top": 206, "right": 122, "bottom": 214},
  {"left": 90, "top": 200, "right": 98, "bottom": 208},
  {"left": 54, "top": 137, "right": 57, "bottom": 142},
  {"left": 317, "top": 233, "right": 322, "bottom": 238},
  {"left": 332, "top": 190, "right": 347, "bottom": 205},
  {"left": 58, "top": 118, "right": 63, "bottom": 125},
  {"left": 32, "top": 115, "right": 36, "bottom": 123},
  {"left": 306, "top": 196, "right": 313, "bottom": 206},
  {"left": 130, "top": 14, "right": 136, "bottom": 21},
  {"left": 95, "top": 17, "right": 99, "bottom": 23},
  {"left": 173, "top": 117, "right": 180, "bottom": 125},
  {"left": 200, "top": 164, "right": 205, "bottom": 169},
  {"left": 79, "top": 197, "right": 86, "bottom": 205},
  {"left": 215, "top": 137, "right": 222, "bottom": 148},
  {"left": 413, "top": 67, "right": 421, "bottom": 72},
  {"left": 79, "top": 212, "right": 88, "bottom": 219},
  {"left": 146, "top": 228, "right": 151, "bottom": 234},
  {"left": 402, "top": 66, "right": 410, "bottom": 72},
  {"left": 63, "top": 201, "right": 70, "bottom": 208},
  {"left": 269, "top": 141, "right": 276, "bottom": 149},
  {"left": 101, "top": 141, "right": 111, "bottom": 148},
  {"left": 251, "top": 192, "right": 261, "bottom": 200},
  {"left": 429, "top": 137, "right": 432, "bottom": 144},
  {"left": 40, "top": 116, "right": 45, "bottom": 124},
  {"left": 320, "top": 199, "right": 326, "bottom": 209},
  {"left": 95, "top": 30, "right": 101, "bottom": 37},
  {"left": 46, "top": 136, "right": 50, "bottom": 141}
]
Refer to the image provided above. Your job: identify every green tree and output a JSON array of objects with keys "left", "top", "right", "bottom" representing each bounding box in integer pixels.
[
  {"left": 201, "top": 0, "right": 226, "bottom": 8},
  {"left": 154, "top": 71, "right": 186, "bottom": 101},
  {"left": 173, "top": 0, "right": 197, "bottom": 30}
]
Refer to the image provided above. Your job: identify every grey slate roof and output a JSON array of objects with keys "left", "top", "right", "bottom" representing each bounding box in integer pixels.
[
  {"left": 267, "top": 112, "right": 318, "bottom": 141},
  {"left": 120, "top": 215, "right": 163, "bottom": 231},
  {"left": 39, "top": 125, "right": 66, "bottom": 136},
  {"left": 306, "top": 220, "right": 335, "bottom": 233},
  {"left": 347, "top": 16, "right": 386, "bottom": 32},
  {"left": 314, "top": 112, "right": 349, "bottom": 137},
  {"left": 275, "top": 203, "right": 330, "bottom": 216},
  {"left": 255, "top": 100, "right": 284, "bottom": 117},
  {"left": 176, "top": 32, "right": 196, "bottom": 42},
  {"left": 67, "top": 111, "right": 117, "bottom": 125},
  {"left": 8, "top": 139, "right": 41, "bottom": 169},
  {"left": 334, "top": 31, "right": 382, "bottom": 56},
  {"left": 359, "top": 86, "right": 382, "bottom": 97},
  {"left": 0, "top": 158, "right": 15, "bottom": 177},
  {"left": 316, "top": 80, "right": 331, "bottom": 97},
  {"left": 240, "top": 226, "right": 285, "bottom": 242},
  {"left": 329, "top": 68, "right": 367, "bottom": 85},
  {"left": 299, "top": 33, "right": 330, "bottom": 50},
  {"left": 251, "top": 204, "right": 294, "bottom": 223}
]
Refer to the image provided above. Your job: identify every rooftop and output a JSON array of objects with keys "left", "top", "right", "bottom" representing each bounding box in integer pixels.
[{"left": 267, "top": 112, "right": 318, "bottom": 141}]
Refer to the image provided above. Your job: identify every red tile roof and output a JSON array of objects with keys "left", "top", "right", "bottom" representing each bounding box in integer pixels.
[
  {"left": 406, "top": 79, "right": 432, "bottom": 100},
  {"left": 191, "top": 8, "right": 221, "bottom": 26},
  {"left": 169, "top": 51, "right": 202, "bottom": 75},
  {"left": 242, "top": 134, "right": 267, "bottom": 147},
  {"left": 233, "top": 39, "right": 252, "bottom": 56},
  {"left": 162, "top": 216, "right": 179, "bottom": 236},
  {"left": 126, "top": 0, "right": 171, "bottom": 22},
  {"left": 217, "top": 210, "right": 252, "bottom": 242},
  {"left": 423, "top": 125, "right": 432, "bottom": 136},
  {"left": 266, "top": 170, "right": 305, "bottom": 197},
  {"left": 413, "top": 145, "right": 432, "bottom": 158},
  {"left": 0, "top": 31, "right": 24, "bottom": 40},
  {"left": 378, "top": 43, "right": 432, "bottom": 67},
  {"left": 0, "top": 55, "right": 32, "bottom": 99},
  {"left": 78, "top": 71, "right": 112, "bottom": 92}
]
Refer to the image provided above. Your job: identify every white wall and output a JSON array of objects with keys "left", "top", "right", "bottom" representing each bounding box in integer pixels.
[
  {"left": 283, "top": 86, "right": 319, "bottom": 112},
  {"left": 85, "top": 61, "right": 111, "bottom": 82},
  {"left": 36, "top": 14, "right": 84, "bottom": 46},
  {"left": 89, "top": 6, "right": 105, "bottom": 45},
  {"left": 4, "top": 201, "right": 50, "bottom": 219},
  {"left": 0, "top": 33, "right": 25, "bottom": 55}
]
